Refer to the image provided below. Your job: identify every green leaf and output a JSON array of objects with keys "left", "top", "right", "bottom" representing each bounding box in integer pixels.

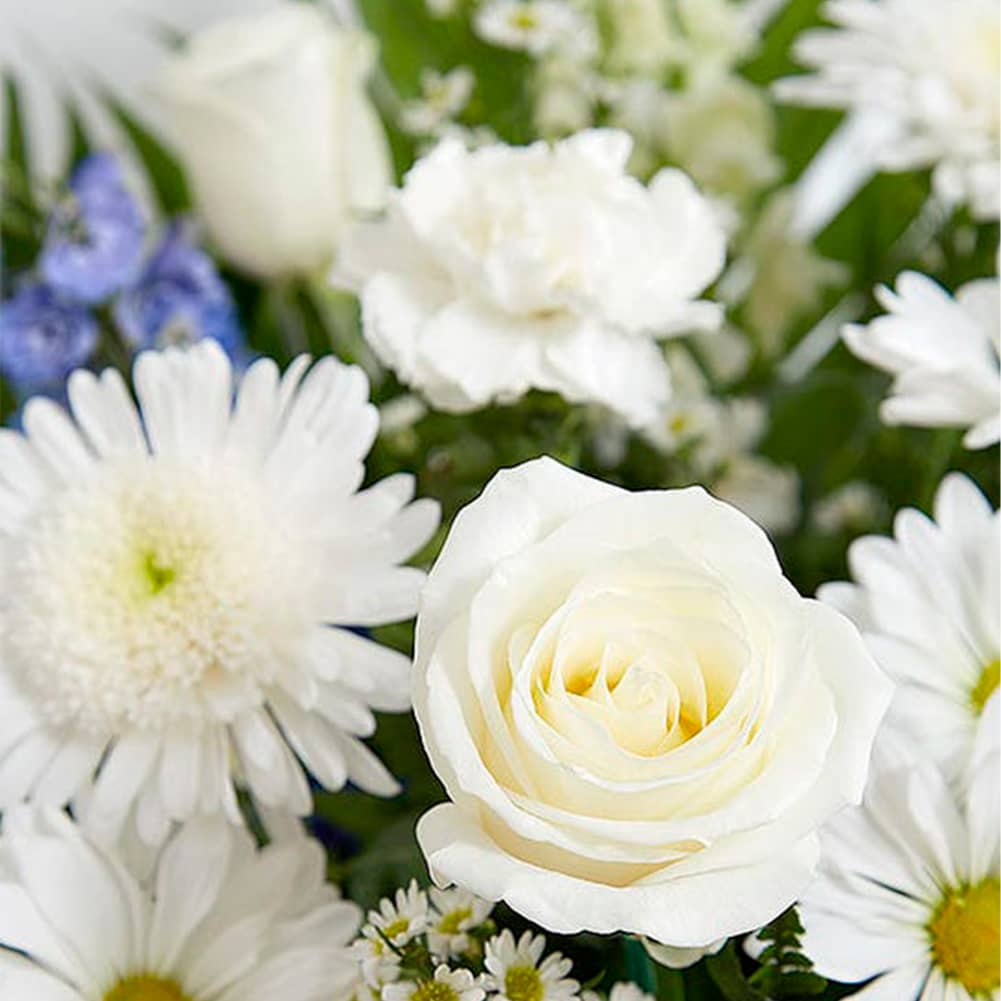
[{"left": 704, "top": 943, "right": 765, "bottom": 1001}]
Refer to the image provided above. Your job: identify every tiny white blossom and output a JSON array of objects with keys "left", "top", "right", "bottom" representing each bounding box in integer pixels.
[
  {"left": 812, "top": 481, "right": 884, "bottom": 535},
  {"left": 712, "top": 453, "right": 801, "bottom": 536},
  {"left": 384, "top": 965, "right": 486, "bottom": 1001},
  {"left": 427, "top": 887, "right": 494, "bottom": 958},
  {"left": 474, "top": 0, "right": 596, "bottom": 58},
  {"left": 484, "top": 930, "right": 580, "bottom": 1001},
  {"left": 401, "top": 67, "right": 476, "bottom": 137},
  {"left": 368, "top": 879, "right": 431, "bottom": 947}
]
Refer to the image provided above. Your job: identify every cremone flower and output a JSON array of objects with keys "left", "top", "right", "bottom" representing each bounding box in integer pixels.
[
  {"left": 336, "top": 129, "right": 726, "bottom": 428},
  {"left": 789, "top": 724, "right": 1000, "bottom": 1001},
  {"left": 776, "top": 0, "right": 1000, "bottom": 219},
  {"left": 842, "top": 272, "right": 1000, "bottom": 449},
  {"left": 0, "top": 808, "right": 362, "bottom": 1001},
  {"left": 0, "top": 341, "right": 439, "bottom": 841},
  {"left": 820, "top": 473, "right": 999, "bottom": 780}
]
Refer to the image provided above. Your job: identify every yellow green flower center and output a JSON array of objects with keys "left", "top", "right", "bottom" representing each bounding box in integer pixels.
[
  {"left": 103, "top": 976, "right": 192, "bottom": 1001},
  {"left": 438, "top": 906, "right": 473, "bottom": 934},
  {"left": 141, "top": 550, "right": 177, "bottom": 595},
  {"left": 412, "top": 981, "right": 459, "bottom": 1001},
  {"left": 383, "top": 917, "right": 412, "bottom": 939},
  {"left": 510, "top": 10, "right": 539, "bottom": 30},
  {"left": 928, "top": 878, "right": 1000, "bottom": 995},
  {"left": 971, "top": 658, "right": 999, "bottom": 714},
  {"left": 504, "top": 965, "right": 544, "bottom": 1001}
]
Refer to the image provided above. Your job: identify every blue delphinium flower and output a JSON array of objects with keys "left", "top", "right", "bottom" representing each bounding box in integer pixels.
[
  {"left": 0, "top": 283, "right": 99, "bottom": 395},
  {"left": 113, "top": 223, "right": 244, "bottom": 358},
  {"left": 40, "top": 153, "right": 145, "bottom": 304}
]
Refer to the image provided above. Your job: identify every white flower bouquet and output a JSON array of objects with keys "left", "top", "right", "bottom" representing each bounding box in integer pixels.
[{"left": 0, "top": 2, "right": 997, "bottom": 1000}]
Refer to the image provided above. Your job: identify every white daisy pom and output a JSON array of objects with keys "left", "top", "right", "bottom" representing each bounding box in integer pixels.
[
  {"left": 786, "top": 733, "right": 1000, "bottom": 1000},
  {"left": 820, "top": 472, "right": 999, "bottom": 780},
  {"left": 0, "top": 341, "right": 439, "bottom": 841}
]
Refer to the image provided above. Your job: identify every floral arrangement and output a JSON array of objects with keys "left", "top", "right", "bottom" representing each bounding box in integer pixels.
[{"left": 0, "top": 2, "right": 998, "bottom": 1001}]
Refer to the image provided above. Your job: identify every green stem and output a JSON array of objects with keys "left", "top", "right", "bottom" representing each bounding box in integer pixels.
[{"left": 623, "top": 937, "right": 656, "bottom": 995}]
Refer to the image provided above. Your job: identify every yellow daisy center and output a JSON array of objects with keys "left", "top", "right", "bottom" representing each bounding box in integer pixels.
[
  {"left": 510, "top": 10, "right": 539, "bottom": 30},
  {"left": 971, "top": 658, "right": 1000, "bottom": 714},
  {"left": 383, "top": 917, "right": 412, "bottom": 939},
  {"left": 505, "top": 965, "right": 544, "bottom": 1001},
  {"left": 928, "top": 878, "right": 1000, "bottom": 994},
  {"left": 103, "top": 976, "right": 192, "bottom": 1001},
  {"left": 438, "top": 906, "right": 473, "bottom": 934},
  {"left": 412, "top": 981, "right": 459, "bottom": 1001}
]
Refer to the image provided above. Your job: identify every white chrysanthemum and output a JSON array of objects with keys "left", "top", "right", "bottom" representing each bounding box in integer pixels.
[
  {"left": 786, "top": 725, "right": 1000, "bottom": 1001},
  {"left": 384, "top": 965, "right": 486, "bottom": 1001},
  {"left": 484, "top": 931, "right": 580, "bottom": 1001},
  {"left": 335, "top": 129, "right": 726, "bottom": 428},
  {"left": 0, "top": 808, "right": 361, "bottom": 1001},
  {"left": 427, "top": 887, "right": 494, "bottom": 959},
  {"left": 820, "top": 473, "right": 999, "bottom": 780},
  {"left": 0, "top": 341, "right": 439, "bottom": 841},
  {"left": 842, "top": 272, "right": 1000, "bottom": 449},
  {"left": 776, "top": 0, "right": 1001, "bottom": 219},
  {"left": 366, "top": 879, "right": 430, "bottom": 948},
  {"left": 473, "top": 1, "right": 595, "bottom": 57},
  {"left": 0, "top": 0, "right": 278, "bottom": 177}
]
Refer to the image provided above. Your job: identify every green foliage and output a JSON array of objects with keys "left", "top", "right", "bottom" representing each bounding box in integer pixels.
[{"left": 748, "top": 909, "right": 827, "bottom": 998}]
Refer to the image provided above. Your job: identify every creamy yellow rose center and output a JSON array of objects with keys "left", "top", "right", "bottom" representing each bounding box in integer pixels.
[
  {"left": 927, "top": 878, "right": 1000, "bottom": 994},
  {"left": 524, "top": 580, "right": 746, "bottom": 763},
  {"left": 504, "top": 966, "right": 545, "bottom": 1001},
  {"left": 971, "top": 658, "right": 999, "bottom": 714},
  {"left": 103, "top": 976, "right": 192, "bottom": 1001}
]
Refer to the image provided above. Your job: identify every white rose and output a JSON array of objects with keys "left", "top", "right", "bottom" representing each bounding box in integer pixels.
[
  {"left": 159, "top": 4, "right": 392, "bottom": 279},
  {"left": 336, "top": 129, "right": 726, "bottom": 428},
  {"left": 413, "top": 457, "right": 891, "bottom": 951}
]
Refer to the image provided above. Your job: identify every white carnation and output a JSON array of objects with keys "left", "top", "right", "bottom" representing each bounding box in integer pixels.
[{"left": 336, "top": 130, "right": 726, "bottom": 427}]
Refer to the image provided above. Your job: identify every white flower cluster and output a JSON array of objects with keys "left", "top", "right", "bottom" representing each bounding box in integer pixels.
[{"left": 347, "top": 879, "right": 637, "bottom": 1001}]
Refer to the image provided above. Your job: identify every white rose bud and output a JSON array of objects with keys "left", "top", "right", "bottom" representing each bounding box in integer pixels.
[
  {"left": 159, "top": 4, "right": 393, "bottom": 279},
  {"left": 413, "top": 457, "right": 892, "bottom": 952}
]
